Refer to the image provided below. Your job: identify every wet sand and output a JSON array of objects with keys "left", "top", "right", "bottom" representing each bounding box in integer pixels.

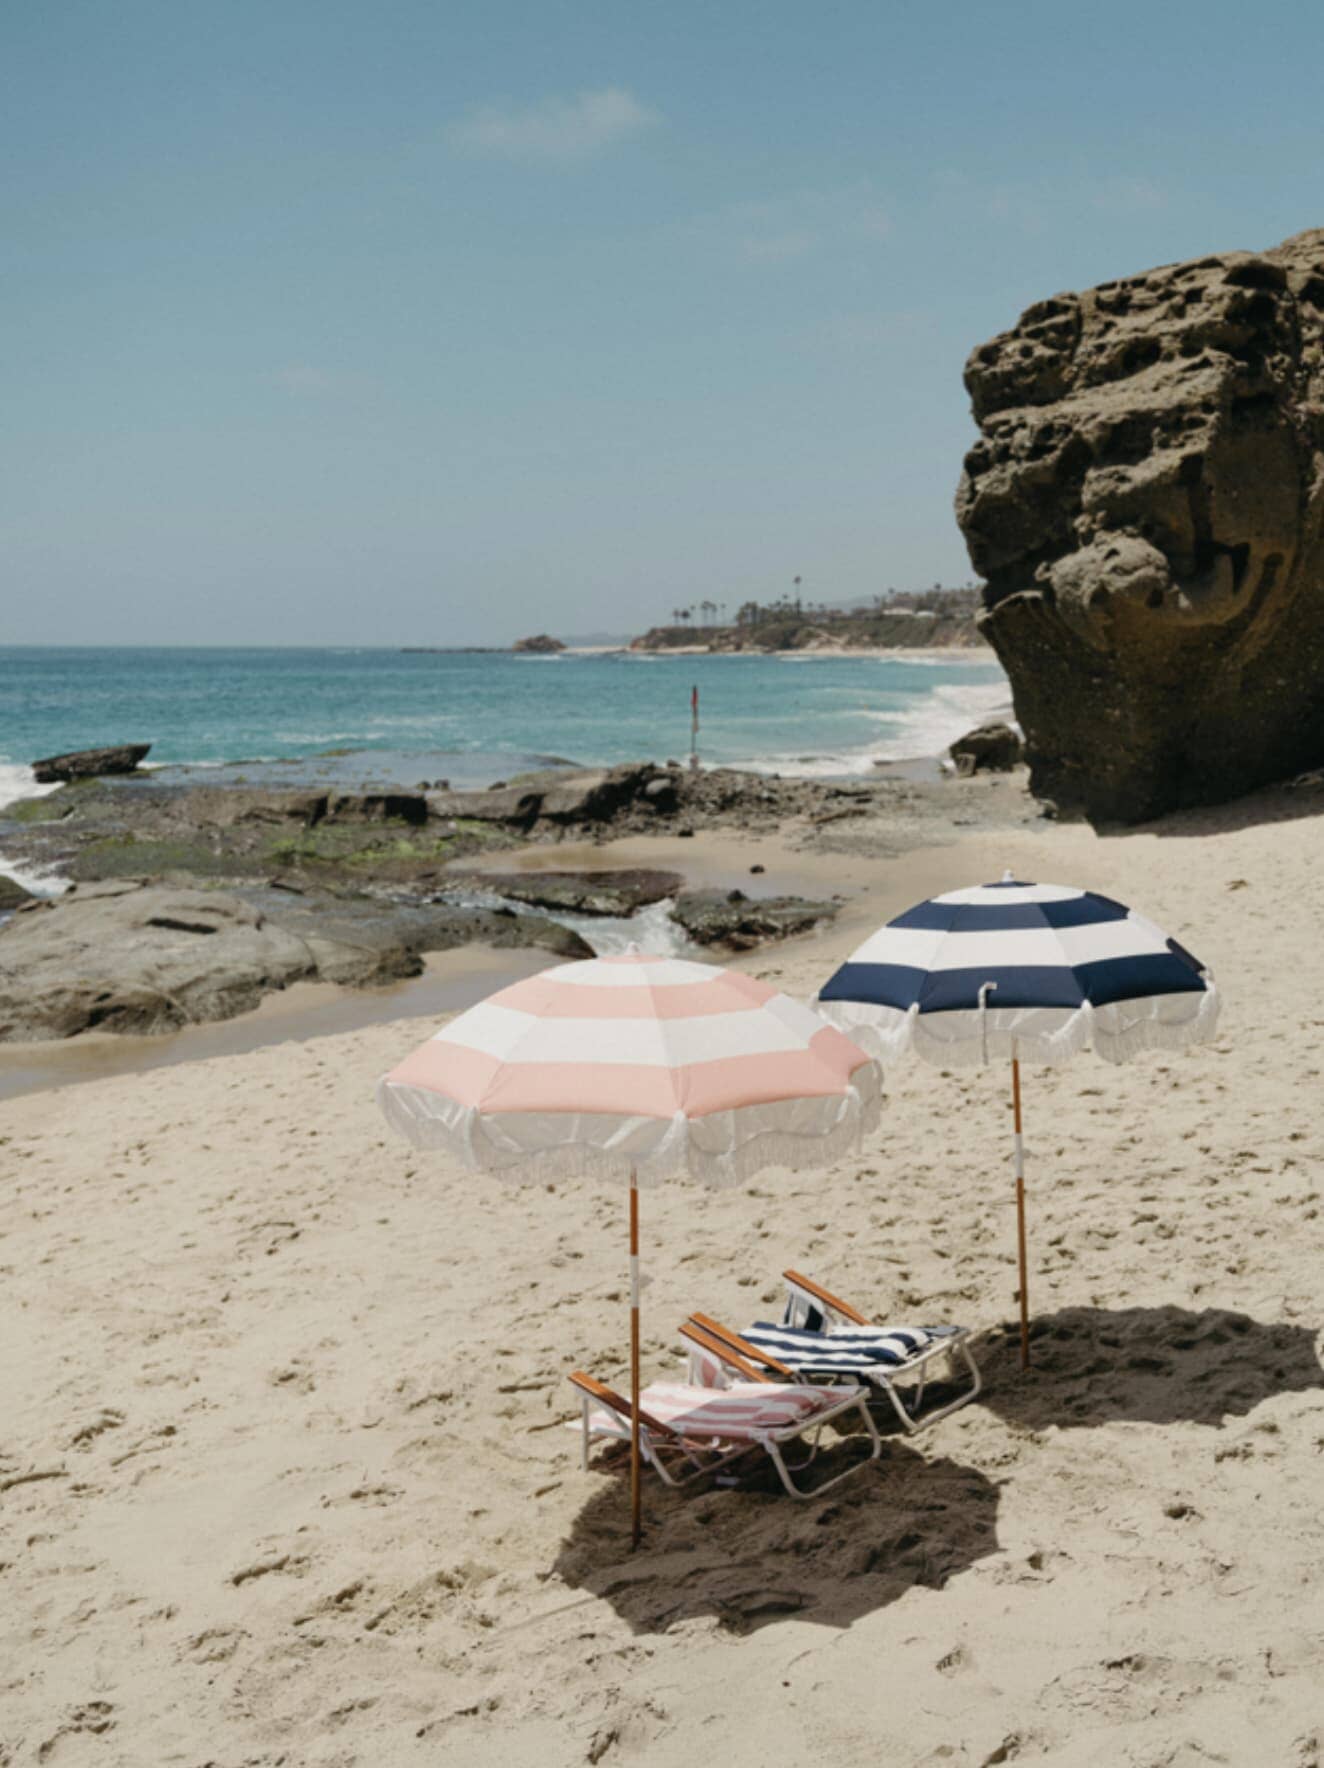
[{"left": 0, "top": 947, "right": 552, "bottom": 1102}]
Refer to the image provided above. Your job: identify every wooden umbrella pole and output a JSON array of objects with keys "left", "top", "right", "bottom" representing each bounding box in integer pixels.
[
  {"left": 1011, "top": 1052, "right": 1029, "bottom": 1371},
  {"left": 629, "top": 1169, "right": 642, "bottom": 1549}
]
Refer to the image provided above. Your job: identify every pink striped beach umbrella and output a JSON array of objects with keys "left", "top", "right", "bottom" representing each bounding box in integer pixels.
[{"left": 378, "top": 949, "right": 880, "bottom": 1545}]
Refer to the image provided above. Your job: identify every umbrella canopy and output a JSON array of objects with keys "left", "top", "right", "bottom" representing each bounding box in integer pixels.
[
  {"left": 817, "top": 875, "right": 1220, "bottom": 1368},
  {"left": 378, "top": 949, "right": 880, "bottom": 1543},
  {"left": 818, "top": 875, "right": 1219, "bottom": 1067},
  {"left": 379, "top": 951, "right": 880, "bottom": 1183}
]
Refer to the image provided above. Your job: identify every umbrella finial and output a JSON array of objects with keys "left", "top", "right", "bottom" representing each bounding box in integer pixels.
[{"left": 1001, "top": 868, "right": 1015, "bottom": 883}]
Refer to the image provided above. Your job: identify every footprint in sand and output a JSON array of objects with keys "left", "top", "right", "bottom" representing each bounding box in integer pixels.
[
  {"left": 229, "top": 1551, "right": 311, "bottom": 1587},
  {"left": 68, "top": 1408, "right": 126, "bottom": 1449},
  {"left": 37, "top": 1703, "right": 115, "bottom": 1761}
]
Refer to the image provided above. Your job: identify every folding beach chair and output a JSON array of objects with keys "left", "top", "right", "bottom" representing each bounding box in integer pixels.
[
  {"left": 568, "top": 1324, "right": 881, "bottom": 1499},
  {"left": 693, "top": 1267, "right": 981, "bottom": 1434}
]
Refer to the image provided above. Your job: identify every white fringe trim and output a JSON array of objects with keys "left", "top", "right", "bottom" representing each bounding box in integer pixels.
[
  {"left": 818, "top": 984, "right": 1220, "bottom": 1069},
  {"left": 376, "top": 1065, "right": 883, "bottom": 1189}
]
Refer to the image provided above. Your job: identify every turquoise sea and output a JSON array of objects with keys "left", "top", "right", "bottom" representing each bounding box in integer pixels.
[{"left": 0, "top": 645, "right": 1007, "bottom": 809}]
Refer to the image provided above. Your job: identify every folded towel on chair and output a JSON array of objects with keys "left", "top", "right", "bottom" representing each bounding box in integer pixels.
[
  {"left": 742, "top": 1320, "right": 959, "bottom": 1370},
  {"left": 613, "top": 1379, "right": 858, "bottom": 1441}
]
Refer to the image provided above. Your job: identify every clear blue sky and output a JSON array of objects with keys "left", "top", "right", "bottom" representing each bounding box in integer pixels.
[{"left": 4, "top": 1, "right": 1322, "bottom": 645}]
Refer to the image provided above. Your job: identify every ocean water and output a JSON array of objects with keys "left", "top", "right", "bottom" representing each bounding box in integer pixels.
[{"left": 0, "top": 645, "right": 1007, "bottom": 816}]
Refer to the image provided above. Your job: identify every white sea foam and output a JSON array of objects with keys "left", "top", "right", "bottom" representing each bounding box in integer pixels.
[
  {"left": 444, "top": 888, "right": 687, "bottom": 958},
  {"left": 727, "top": 669, "right": 1011, "bottom": 778},
  {"left": 0, "top": 762, "right": 59, "bottom": 815},
  {"left": 0, "top": 851, "right": 71, "bottom": 898},
  {"left": 0, "top": 763, "right": 70, "bottom": 898},
  {"left": 552, "top": 896, "right": 686, "bottom": 957},
  {"left": 869, "top": 676, "right": 1013, "bottom": 759}
]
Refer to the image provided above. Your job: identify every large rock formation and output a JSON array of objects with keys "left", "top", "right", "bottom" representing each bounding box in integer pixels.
[{"left": 956, "top": 228, "right": 1324, "bottom": 821}]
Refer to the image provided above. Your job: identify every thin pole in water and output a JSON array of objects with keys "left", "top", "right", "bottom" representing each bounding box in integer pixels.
[
  {"left": 629, "top": 1168, "right": 642, "bottom": 1548},
  {"left": 689, "top": 684, "right": 699, "bottom": 772},
  {"left": 1011, "top": 1051, "right": 1029, "bottom": 1370}
]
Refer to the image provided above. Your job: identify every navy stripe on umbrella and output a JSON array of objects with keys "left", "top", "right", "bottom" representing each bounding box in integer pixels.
[
  {"left": 816, "top": 874, "right": 1221, "bottom": 1368},
  {"left": 818, "top": 875, "right": 1218, "bottom": 1067}
]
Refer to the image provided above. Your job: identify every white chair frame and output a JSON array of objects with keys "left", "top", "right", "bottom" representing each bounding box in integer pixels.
[
  {"left": 569, "top": 1346, "right": 882, "bottom": 1500},
  {"left": 779, "top": 1272, "right": 982, "bottom": 1433}
]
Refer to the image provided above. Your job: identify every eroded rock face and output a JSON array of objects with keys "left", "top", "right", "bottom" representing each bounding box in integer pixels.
[{"left": 956, "top": 228, "right": 1324, "bottom": 821}]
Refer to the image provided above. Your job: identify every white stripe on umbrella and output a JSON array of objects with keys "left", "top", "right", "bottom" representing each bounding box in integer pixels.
[
  {"left": 818, "top": 874, "right": 1218, "bottom": 1068},
  {"left": 381, "top": 953, "right": 878, "bottom": 1184}
]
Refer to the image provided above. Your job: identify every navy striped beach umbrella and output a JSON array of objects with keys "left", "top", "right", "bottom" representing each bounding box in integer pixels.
[{"left": 817, "top": 874, "right": 1220, "bottom": 1367}]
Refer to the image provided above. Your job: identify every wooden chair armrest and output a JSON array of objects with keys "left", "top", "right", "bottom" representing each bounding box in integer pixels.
[
  {"left": 678, "top": 1321, "right": 774, "bottom": 1385},
  {"left": 782, "top": 1268, "right": 870, "bottom": 1326},
  {"left": 688, "top": 1311, "right": 796, "bottom": 1379},
  {"left": 567, "top": 1370, "right": 673, "bottom": 1440}
]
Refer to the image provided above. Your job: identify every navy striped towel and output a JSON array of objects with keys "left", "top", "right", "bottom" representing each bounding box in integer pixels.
[{"left": 743, "top": 1319, "right": 959, "bottom": 1371}]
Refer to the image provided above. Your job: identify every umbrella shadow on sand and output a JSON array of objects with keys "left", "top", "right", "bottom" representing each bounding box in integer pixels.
[
  {"left": 976, "top": 1304, "right": 1324, "bottom": 1430},
  {"left": 551, "top": 1435, "right": 1001, "bottom": 1635}
]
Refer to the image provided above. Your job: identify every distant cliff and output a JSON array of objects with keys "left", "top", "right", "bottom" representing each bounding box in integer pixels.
[
  {"left": 631, "top": 591, "right": 984, "bottom": 653},
  {"left": 511, "top": 633, "right": 566, "bottom": 654}
]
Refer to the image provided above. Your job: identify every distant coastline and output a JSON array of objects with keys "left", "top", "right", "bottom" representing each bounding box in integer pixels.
[{"left": 627, "top": 588, "right": 984, "bottom": 654}]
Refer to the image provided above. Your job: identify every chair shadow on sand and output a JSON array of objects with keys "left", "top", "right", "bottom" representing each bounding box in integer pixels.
[
  {"left": 551, "top": 1434, "right": 1001, "bottom": 1636},
  {"left": 975, "top": 1303, "right": 1324, "bottom": 1430}
]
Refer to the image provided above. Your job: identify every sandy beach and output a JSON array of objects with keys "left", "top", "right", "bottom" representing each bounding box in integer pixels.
[{"left": 4, "top": 786, "right": 1323, "bottom": 1767}]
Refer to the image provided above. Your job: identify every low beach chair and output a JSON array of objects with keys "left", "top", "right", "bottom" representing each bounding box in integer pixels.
[
  {"left": 694, "top": 1268, "right": 981, "bottom": 1434},
  {"left": 568, "top": 1325, "right": 880, "bottom": 1499}
]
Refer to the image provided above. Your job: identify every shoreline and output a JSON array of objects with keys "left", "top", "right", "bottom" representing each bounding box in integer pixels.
[
  {"left": 0, "top": 945, "right": 554, "bottom": 1102},
  {"left": 0, "top": 776, "right": 1035, "bottom": 1096},
  {"left": 0, "top": 647, "right": 1009, "bottom": 839},
  {"left": 593, "top": 643, "right": 991, "bottom": 659}
]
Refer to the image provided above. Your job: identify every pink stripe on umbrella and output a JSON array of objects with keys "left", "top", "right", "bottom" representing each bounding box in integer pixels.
[
  {"left": 492, "top": 971, "right": 780, "bottom": 1020},
  {"left": 384, "top": 1033, "right": 869, "bottom": 1119}
]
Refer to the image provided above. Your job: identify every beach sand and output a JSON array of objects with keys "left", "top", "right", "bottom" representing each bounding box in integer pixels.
[{"left": 3, "top": 790, "right": 1323, "bottom": 1766}]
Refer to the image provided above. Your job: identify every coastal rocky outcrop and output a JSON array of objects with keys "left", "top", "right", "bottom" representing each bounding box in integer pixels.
[
  {"left": 0, "top": 765, "right": 993, "bottom": 906},
  {"left": 426, "top": 763, "right": 842, "bottom": 836},
  {"left": 32, "top": 742, "right": 151, "bottom": 783},
  {"left": 464, "top": 868, "right": 683, "bottom": 917},
  {"left": 0, "top": 883, "right": 319, "bottom": 1039},
  {"left": 669, "top": 889, "right": 840, "bottom": 951},
  {"left": 0, "top": 880, "right": 590, "bottom": 1043},
  {"left": 511, "top": 634, "right": 566, "bottom": 653},
  {"left": 181, "top": 788, "right": 430, "bottom": 828},
  {"left": 956, "top": 227, "right": 1324, "bottom": 822},
  {"left": 949, "top": 720, "right": 1023, "bottom": 775}
]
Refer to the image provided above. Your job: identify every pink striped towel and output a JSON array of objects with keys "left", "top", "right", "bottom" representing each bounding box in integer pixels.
[{"left": 616, "top": 1380, "right": 860, "bottom": 1442}]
